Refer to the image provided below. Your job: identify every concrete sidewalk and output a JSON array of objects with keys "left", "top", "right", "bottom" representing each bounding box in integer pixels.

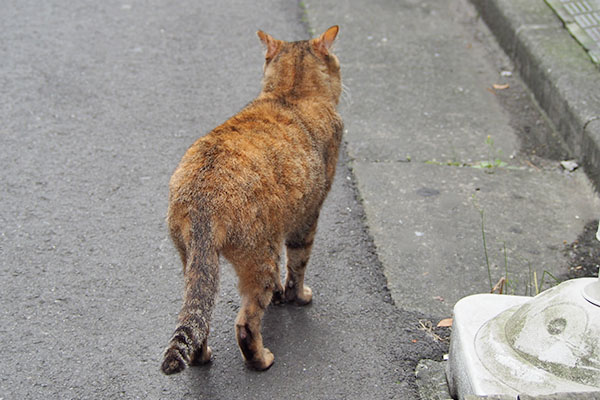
[{"left": 305, "top": 0, "right": 600, "bottom": 318}]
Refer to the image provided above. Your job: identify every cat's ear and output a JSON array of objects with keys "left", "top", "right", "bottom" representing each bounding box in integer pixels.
[
  {"left": 314, "top": 25, "right": 339, "bottom": 56},
  {"left": 257, "top": 30, "right": 280, "bottom": 60}
]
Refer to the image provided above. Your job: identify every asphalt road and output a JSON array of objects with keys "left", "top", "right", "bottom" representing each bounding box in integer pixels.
[{"left": 0, "top": 1, "right": 447, "bottom": 398}]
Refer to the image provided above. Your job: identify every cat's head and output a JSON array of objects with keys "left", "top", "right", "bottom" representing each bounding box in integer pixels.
[{"left": 257, "top": 26, "right": 341, "bottom": 105}]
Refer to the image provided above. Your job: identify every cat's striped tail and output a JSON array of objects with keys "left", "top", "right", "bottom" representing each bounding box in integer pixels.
[{"left": 161, "top": 216, "right": 220, "bottom": 375}]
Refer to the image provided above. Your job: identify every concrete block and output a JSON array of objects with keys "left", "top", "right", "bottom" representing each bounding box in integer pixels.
[
  {"left": 446, "top": 294, "right": 528, "bottom": 398},
  {"left": 447, "top": 279, "right": 600, "bottom": 399}
]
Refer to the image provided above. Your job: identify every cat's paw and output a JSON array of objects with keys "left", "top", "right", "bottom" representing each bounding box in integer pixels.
[
  {"left": 284, "top": 284, "right": 313, "bottom": 306},
  {"left": 247, "top": 347, "right": 274, "bottom": 371},
  {"left": 296, "top": 285, "right": 313, "bottom": 305},
  {"left": 190, "top": 345, "right": 212, "bottom": 366},
  {"left": 271, "top": 288, "right": 285, "bottom": 305}
]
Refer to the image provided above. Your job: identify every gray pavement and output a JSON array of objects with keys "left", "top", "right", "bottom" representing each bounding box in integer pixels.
[{"left": 2, "top": 0, "right": 600, "bottom": 399}]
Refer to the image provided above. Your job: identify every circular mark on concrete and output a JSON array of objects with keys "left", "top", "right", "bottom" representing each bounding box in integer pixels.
[{"left": 547, "top": 317, "right": 567, "bottom": 335}]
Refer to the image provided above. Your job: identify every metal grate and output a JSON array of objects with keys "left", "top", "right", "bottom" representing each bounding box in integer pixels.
[{"left": 546, "top": 0, "right": 600, "bottom": 64}]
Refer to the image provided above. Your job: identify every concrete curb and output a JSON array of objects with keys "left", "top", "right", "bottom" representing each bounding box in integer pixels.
[{"left": 470, "top": 0, "right": 600, "bottom": 189}]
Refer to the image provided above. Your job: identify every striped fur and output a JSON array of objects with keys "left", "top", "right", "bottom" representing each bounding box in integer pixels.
[
  {"left": 162, "top": 213, "right": 219, "bottom": 374},
  {"left": 161, "top": 26, "right": 342, "bottom": 373}
]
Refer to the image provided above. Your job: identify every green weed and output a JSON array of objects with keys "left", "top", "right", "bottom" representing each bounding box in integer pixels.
[
  {"left": 426, "top": 135, "right": 509, "bottom": 170},
  {"left": 472, "top": 194, "right": 561, "bottom": 296},
  {"left": 472, "top": 135, "right": 508, "bottom": 169}
]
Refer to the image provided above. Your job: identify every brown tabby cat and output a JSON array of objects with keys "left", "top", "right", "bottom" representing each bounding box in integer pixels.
[{"left": 161, "top": 26, "right": 342, "bottom": 374}]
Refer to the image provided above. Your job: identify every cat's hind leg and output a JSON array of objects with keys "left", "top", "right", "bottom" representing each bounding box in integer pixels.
[
  {"left": 284, "top": 221, "right": 317, "bottom": 306},
  {"left": 229, "top": 248, "right": 280, "bottom": 370}
]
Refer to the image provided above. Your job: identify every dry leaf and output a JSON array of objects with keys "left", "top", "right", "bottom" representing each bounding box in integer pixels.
[
  {"left": 491, "top": 277, "right": 506, "bottom": 294},
  {"left": 492, "top": 83, "right": 509, "bottom": 90},
  {"left": 437, "top": 318, "right": 453, "bottom": 328}
]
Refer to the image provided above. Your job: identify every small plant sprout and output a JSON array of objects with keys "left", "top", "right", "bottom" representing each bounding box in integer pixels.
[
  {"left": 473, "top": 135, "right": 507, "bottom": 169},
  {"left": 472, "top": 194, "right": 561, "bottom": 296},
  {"left": 472, "top": 194, "right": 493, "bottom": 291},
  {"left": 424, "top": 135, "right": 509, "bottom": 170}
]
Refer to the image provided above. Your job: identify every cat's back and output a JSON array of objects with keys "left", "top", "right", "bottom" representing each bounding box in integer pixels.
[{"left": 169, "top": 99, "right": 330, "bottom": 209}]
